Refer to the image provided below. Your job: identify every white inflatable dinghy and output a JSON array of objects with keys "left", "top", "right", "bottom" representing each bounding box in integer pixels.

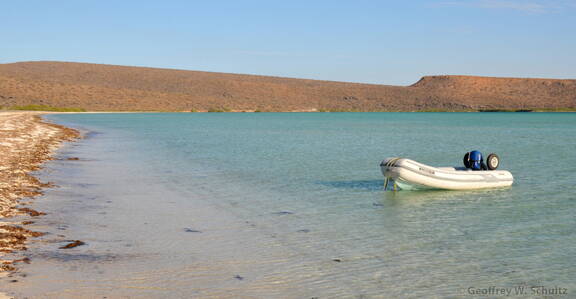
[{"left": 381, "top": 157, "right": 513, "bottom": 190}]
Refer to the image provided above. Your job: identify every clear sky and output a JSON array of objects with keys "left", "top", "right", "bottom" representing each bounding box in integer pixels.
[{"left": 2, "top": 0, "right": 575, "bottom": 85}]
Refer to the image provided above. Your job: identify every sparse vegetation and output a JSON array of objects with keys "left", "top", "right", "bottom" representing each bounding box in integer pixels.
[
  {"left": 10, "top": 104, "right": 86, "bottom": 112},
  {"left": 417, "top": 108, "right": 468, "bottom": 112},
  {"left": 479, "top": 109, "right": 519, "bottom": 112},
  {"left": 531, "top": 107, "right": 576, "bottom": 112},
  {"left": 207, "top": 107, "right": 231, "bottom": 113},
  {"left": 315, "top": 108, "right": 364, "bottom": 112},
  {"left": 478, "top": 108, "right": 576, "bottom": 112}
]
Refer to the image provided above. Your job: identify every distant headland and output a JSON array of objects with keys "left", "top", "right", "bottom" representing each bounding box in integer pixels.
[{"left": 1, "top": 61, "right": 575, "bottom": 112}]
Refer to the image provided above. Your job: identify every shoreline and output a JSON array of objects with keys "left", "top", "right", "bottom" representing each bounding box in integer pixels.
[
  {"left": 3, "top": 108, "right": 576, "bottom": 114},
  {"left": 0, "top": 112, "right": 79, "bottom": 274}
]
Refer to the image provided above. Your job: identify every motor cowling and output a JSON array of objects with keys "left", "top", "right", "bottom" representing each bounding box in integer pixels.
[
  {"left": 469, "top": 150, "right": 483, "bottom": 170},
  {"left": 464, "top": 150, "right": 487, "bottom": 170}
]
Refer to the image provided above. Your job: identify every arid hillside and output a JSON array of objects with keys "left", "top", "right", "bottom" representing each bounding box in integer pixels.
[{"left": 0, "top": 61, "right": 575, "bottom": 111}]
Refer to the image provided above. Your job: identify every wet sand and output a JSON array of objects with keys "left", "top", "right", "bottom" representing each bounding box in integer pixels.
[{"left": 0, "top": 112, "right": 79, "bottom": 273}]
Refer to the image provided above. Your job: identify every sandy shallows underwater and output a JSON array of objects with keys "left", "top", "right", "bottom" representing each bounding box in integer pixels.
[{"left": 2, "top": 112, "right": 576, "bottom": 298}]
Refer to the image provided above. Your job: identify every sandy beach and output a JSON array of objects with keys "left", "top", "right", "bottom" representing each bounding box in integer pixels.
[{"left": 0, "top": 111, "right": 79, "bottom": 273}]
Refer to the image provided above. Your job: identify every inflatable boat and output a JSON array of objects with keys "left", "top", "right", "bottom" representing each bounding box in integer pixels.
[{"left": 380, "top": 157, "right": 513, "bottom": 191}]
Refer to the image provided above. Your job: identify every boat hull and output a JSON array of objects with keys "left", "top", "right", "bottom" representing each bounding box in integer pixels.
[{"left": 381, "top": 157, "right": 513, "bottom": 191}]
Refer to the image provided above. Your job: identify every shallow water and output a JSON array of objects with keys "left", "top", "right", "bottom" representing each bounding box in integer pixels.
[{"left": 2, "top": 112, "right": 575, "bottom": 298}]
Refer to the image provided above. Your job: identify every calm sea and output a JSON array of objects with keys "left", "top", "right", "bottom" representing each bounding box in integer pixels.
[{"left": 2, "top": 112, "right": 575, "bottom": 298}]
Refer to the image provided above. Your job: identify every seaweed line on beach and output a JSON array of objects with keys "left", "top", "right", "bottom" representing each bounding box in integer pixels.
[{"left": 0, "top": 112, "right": 79, "bottom": 272}]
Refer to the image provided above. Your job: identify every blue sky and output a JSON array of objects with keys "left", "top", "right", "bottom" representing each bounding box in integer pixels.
[{"left": 2, "top": 0, "right": 575, "bottom": 85}]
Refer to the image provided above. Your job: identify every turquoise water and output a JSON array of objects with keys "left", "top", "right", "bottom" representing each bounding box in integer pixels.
[{"left": 2, "top": 112, "right": 575, "bottom": 298}]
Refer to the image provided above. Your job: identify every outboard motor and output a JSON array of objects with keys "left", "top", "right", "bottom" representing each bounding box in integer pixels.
[{"left": 463, "top": 150, "right": 488, "bottom": 170}]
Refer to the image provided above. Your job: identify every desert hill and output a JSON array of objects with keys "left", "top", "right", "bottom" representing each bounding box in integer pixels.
[{"left": 0, "top": 61, "right": 575, "bottom": 111}]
